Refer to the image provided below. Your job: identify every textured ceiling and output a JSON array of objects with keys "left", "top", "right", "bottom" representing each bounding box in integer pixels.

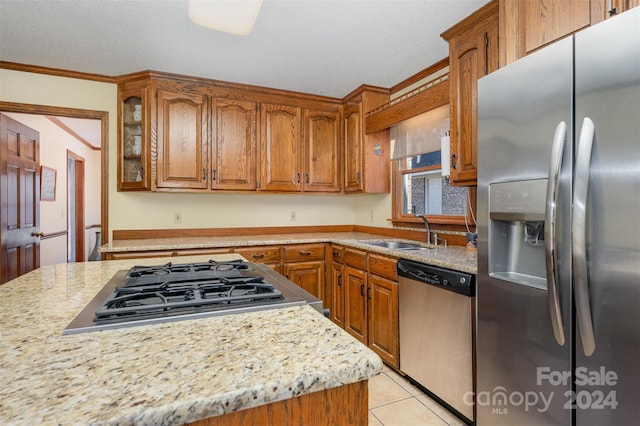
[{"left": 0, "top": 0, "right": 489, "bottom": 99}]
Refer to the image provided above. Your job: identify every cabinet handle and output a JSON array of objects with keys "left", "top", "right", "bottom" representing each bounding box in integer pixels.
[
  {"left": 299, "top": 250, "right": 311, "bottom": 256},
  {"left": 202, "top": 168, "right": 206, "bottom": 180},
  {"left": 356, "top": 171, "right": 361, "bottom": 183},
  {"left": 360, "top": 284, "right": 365, "bottom": 297},
  {"left": 296, "top": 173, "right": 301, "bottom": 183},
  {"left": 212, "top": 169, "right": 217, "bottom": 181},
  {"left": 305, "top": 173, "right": 309, "bottom": 183},
  {"left": 252, "top": 254, "right": 265, "bottom": 260},
  {"left": 451, "top": 153, "right": 458, "bottom": 170},
  {"left": 337, "top": 275, "right": 342, "bottom": 286},
  {"left": 140, "top": 166, "right": 144, "bottom": 178},
  {"left": 484, "top": 32, "right": 489, "bottom": 75},
  {"left": 367, "top": 286, "right": 371, "bottom": 300}
]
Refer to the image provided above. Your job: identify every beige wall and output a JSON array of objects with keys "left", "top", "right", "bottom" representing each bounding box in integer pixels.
[{"left": 0, "top": 69, "right": 392, "bottom": 242}]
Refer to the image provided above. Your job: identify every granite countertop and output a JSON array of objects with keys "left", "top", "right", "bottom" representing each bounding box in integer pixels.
[
  {"left": 101, "top": 232, "right": 478, "bottom": 274},
  {"left": 0, "top": 254, "right": 382, "bottom": 425}
]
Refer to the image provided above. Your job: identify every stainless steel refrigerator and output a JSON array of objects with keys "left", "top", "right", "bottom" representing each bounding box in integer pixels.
[{"left": 476, "top": 8, "right": 639, "bottom": 426}]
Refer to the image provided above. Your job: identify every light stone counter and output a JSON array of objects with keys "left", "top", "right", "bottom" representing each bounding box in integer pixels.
[
  {"left": 101, "top": 232, "right": 477, "bottom": 274},
  {"left": 0, "top": 255, "right": 382, "bottom": 425}
]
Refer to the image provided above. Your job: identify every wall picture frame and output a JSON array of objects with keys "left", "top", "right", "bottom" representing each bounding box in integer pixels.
[{"left": 41, "top": 166, "right": 57, "bottom": 201}]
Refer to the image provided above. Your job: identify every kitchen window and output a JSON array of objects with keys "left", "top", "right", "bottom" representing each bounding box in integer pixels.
[{"left": 390, "top": 105, "right": 473, "bottom": 226}]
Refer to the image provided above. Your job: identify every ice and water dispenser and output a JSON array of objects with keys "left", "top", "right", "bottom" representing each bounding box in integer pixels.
[{"left": 489, "top": 179, "right": 548, "bottom": 290}]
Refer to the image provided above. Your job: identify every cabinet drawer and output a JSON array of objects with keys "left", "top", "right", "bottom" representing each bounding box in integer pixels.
[
  {"left": 234, "top": 246, "right": 281, "bottom": 263},
  {"left": 344, "top": 248, "right": 367, "bottom": 270},
  {"left": 368, "top": 254, "right": 398, "bottom": 281},
  {"left": 331, "top": 245, "right": 345, "bottom": 264},
  {"left": 283, "top": 243, "right": 325, "bottom": 262}
]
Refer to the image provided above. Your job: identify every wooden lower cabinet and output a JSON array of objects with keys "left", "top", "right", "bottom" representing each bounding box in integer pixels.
[
  {"left": 368, "top": 274, "right": 400, "bottom": 367},
  {"left": 282, "top": 243, "right": 326, "bottom": 300},
  {"left": 187, "top": 380, "right": 368, "bottom": 426},
  {"left": 331, "top": 261, "right": 345, "bottom": 328},
  {"left": 336, "top": 248, "right": 400, "bottom": 369},
  {"left": 283, "top": 260, "right": 324, "bottom": 300},
  {"left": 344, "top": 266, "right": 368, "bottom": 343}
]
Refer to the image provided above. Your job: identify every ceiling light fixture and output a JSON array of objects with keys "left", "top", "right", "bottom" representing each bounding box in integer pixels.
[{"left": 188, "top": 0, "right": 264, "bottom": 36}]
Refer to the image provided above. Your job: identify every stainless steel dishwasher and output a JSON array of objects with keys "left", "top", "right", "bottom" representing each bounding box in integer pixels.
[{"left": 398, "top": 259, "right": 476, "bottom": 424}]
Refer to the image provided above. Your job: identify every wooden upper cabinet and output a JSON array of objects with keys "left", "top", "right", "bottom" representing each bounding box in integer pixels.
[
  {"left": 442, "top": 1, "right": 498, "bottom": 186},
  {"left": 118, "top": 81, "right": 150, "bottom": 191},
  {"left": 343, "top": 103, "right": 363, "bottom": 192},
  {"left": 499, "top": 0, "right": 609, "bottom": 66},
  {"left": 304, "top": 110, "right": 341, "bottom": 192},
  {"left": 607, "top": 0, "right": 640, "bottom": 16},
  {"left": 212, "top": 98, "right": 257, "bottom": 190},
  {"left": 343, "top": 87, "right": 390, "bottom": 194},
  {"left": 260, "top": 103, "right": 302, "bottom": 191},
  {"left": 156, "top": 88, "right": 208, "bottom": 189}
]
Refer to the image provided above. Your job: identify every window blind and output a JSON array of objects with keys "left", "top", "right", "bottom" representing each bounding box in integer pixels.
[{"left": 390, "top": 104, "right": 450, "bottom": 160}]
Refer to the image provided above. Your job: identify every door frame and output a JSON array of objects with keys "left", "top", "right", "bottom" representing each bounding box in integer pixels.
[
  {"left": 0, "top": 101, "right": 109, "bottom": 246},
  {"left": 67, "top": 150, "right": 85, "bottom": 261}
]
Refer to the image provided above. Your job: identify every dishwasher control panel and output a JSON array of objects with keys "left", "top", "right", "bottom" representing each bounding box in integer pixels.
[{"left": 397, "top": 259, "right": 475, "bottom": 297}]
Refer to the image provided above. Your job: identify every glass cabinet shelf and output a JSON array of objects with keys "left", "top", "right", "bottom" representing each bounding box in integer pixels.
[{"left": 119, "top": 92, "right": 148, "bottom": 190}]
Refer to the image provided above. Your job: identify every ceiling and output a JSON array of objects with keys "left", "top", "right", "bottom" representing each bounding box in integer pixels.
[{"left": 0, "top": 0, "right": 490, "bottom": 99}]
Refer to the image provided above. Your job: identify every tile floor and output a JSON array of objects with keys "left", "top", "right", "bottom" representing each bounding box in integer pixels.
[{"left": 368, "top": 364, "right": 468, "bottom": 426}]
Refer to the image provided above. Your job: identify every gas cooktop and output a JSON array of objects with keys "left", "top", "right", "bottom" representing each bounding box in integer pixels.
[{"left": 63, "top": 259, "right": 322, "bottom": 335}]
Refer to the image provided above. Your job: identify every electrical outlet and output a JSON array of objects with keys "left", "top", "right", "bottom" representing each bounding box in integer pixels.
[
  {"left": 174, "top": 211, "right": 182, "bottom": 224},
  {"left": 290, "top": 211, "right": 297, "bottom": 222}
]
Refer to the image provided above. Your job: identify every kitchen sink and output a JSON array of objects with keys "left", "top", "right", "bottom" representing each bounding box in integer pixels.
[{"left": 364, "top": 241, "right": 426, "bottom": 250}]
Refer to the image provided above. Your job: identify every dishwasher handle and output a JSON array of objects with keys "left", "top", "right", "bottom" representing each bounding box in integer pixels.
[{"left": 397, "top": 259, "right": 475, "bottom": 297}]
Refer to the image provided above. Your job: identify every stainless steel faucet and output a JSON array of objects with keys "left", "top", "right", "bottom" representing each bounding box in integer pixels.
[{"left": 415, "top": 214, "right": 433, "bottom": 247}]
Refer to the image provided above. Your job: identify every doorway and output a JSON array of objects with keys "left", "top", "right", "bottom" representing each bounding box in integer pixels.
[{"left": 0, "top": 101, "right": 108, "bottom": 279}]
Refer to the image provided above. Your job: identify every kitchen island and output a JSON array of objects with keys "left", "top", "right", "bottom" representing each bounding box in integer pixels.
[{"left": 0, "top": 255, "right": 382, "bottom": 425}]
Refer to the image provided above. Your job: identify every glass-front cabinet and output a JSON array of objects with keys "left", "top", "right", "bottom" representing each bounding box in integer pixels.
[{"left": 118, "top": 85, "right": 149, "bottom": 191}]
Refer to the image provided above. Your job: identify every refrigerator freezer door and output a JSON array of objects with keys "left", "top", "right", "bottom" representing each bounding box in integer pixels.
[
  {"left": 477, "top": 37, "right": 574, "bottom": 425},
  {"left": 574, "top": 8, "right": 640, "bottom": 425}
]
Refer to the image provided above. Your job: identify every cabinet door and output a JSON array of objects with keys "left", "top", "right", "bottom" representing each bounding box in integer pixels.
[
  {"left": 368, "top": 274, "right": 400, "bottom": 368},
  {"left": 343, "top": 103, "right": 363, "bottom": 192},
  {"left": 156, "top": 89, "right": 208, "bottom": 189},
  {"left": 499, "top": 0, "right": 608, "bottom": 66},
  {"left": 344, "top": 266, "right": 368, "bottom": 344},
  {"left": 520, "top": 0, "right": 593, "bottom": 55},
  {"left": 212, "top": 99, "right": 257, "bottom": 190},
  {"left": 284, "top": 261, "right": 325, "bottom": 300},
  {"left": 118, "top": 85, "right": 149, "bottom": 191},
  {"left": 331, "top": 262, "right": 345, "bottom": 328},
  {"left": 449, "top": 11, "right": 498, "bottom": 186},
  {"left": 260, "top": 103, "right": 302, "bottom": 191},
  {"left": 303, "top": 110, "right": 340, "bottom": 192}
]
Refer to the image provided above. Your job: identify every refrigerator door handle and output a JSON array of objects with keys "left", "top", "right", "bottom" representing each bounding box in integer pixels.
[
  {"left": 573, "top": 117, "right": 596, "bottom": 356},
  {"left": 545, "top": 121, "right": 567, "bottom": 346}
]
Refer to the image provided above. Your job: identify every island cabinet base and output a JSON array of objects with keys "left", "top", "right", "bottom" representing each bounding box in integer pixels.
[{"left": 187, "top": 380, "right": 368, "bottom": 426}]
